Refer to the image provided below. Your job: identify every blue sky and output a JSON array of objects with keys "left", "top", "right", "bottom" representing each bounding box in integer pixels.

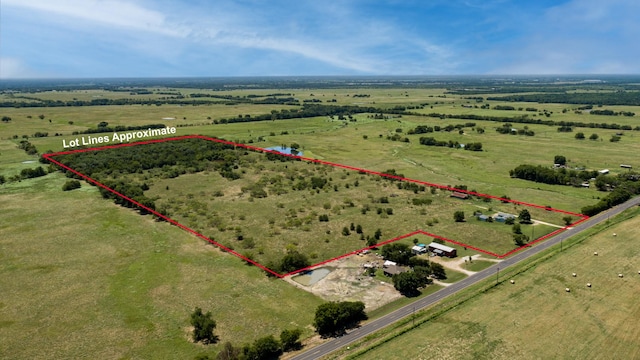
[{"left": 1, "top": 0, "right": 639, "bottom": 78}]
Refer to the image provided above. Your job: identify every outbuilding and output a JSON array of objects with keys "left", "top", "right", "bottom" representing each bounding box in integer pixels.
[
  {"left": 450, "top": 192, "right": 470, "bottom": 200},
  {"left": 428, "top": 242, "right": 457, "bottom": 258},
  {"left": 383, "top": 264, "right": 408, "bottom": 277},
  {"left": 412, "top": 245, "right": 427, "bottom": 255},
  {"left": 494, "top": 212, "right": 516, "bottom": 223}
]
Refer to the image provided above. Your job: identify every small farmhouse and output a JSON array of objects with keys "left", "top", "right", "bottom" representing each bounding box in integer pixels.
[
  {"left": 428, "top": 242, "right": 457, "bottom": 258},
  {"left": 383, "top": 265, "right": 408, "bottom": 277},
  {"left": 493, "top": 212, "right": 516, "bottom": 223}
]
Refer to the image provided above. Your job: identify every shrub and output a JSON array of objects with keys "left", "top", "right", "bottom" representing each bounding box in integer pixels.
[{"left": 62, "top": 179, "right": 81, "bottom": 191}]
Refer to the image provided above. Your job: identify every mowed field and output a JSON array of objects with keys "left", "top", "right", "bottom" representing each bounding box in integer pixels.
[
  {"left": 1, "top": 84, "right": 640, "bottom": 358},
  {"left": 346, "top": 206, "right": 640, "bottom": 360}
]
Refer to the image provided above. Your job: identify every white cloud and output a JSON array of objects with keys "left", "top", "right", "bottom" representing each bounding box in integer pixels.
[
  {"left": 0, "top": 57, "right": 41, "bottom": 78},
  {"left": 488, "top": 0, "right": 640, "bottom": 74},
  {"left": 3, "top": 0, "right": 188, "bottom": 37},
  {"left": 2, "top": 0, "right": 460, "bottom": 75}
]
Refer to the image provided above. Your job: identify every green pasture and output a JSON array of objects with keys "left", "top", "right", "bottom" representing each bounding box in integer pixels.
[
  {"left": 346, "top": 206, "right": 640, "bottom": 360},
  {"left": 68, "top": 140, "right": 562, "bottom": 264},
  {"left": 0, "top": 172, "right": 323, "bottom": 359},
  {"left": 2, "top": 84, "right": 640, "bottom": 359}
]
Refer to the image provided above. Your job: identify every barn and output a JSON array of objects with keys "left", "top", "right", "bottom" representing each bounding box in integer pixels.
[{"left": 428, "top": 242, "right": 457, "bottom": 258}]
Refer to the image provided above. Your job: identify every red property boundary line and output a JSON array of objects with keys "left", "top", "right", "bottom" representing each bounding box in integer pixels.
[{"left": 44, "top": 135, "right": 590, "bottom": 278}]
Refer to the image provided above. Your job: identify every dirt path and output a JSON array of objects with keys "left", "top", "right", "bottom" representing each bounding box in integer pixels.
[{"left": 430, "top": 254, "right": 501, "bottom": 276}]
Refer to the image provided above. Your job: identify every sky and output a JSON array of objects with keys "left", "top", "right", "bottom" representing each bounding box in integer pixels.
[{"left": 1, "top": 0, "right": 639, "bottom": 78}]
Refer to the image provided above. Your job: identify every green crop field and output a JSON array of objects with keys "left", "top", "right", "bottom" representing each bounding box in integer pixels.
[{"left": 1, "top": 79, "right": 640, "bottom": 359}]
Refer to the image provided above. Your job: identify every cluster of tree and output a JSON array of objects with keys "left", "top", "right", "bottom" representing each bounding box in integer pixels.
[
  {"left": 495, "top": 123, "right": 535, "bottom": 136},
  {"left": 18, "top": 140, "right": 38, "bottom": 155},
  {"left": 49, "top": 139, "right": 243, "bottom": 214},
  {"left": 573, "top": 132, "right": 600, "bottom": 140},
  {"left": 190, "top": 307, "right": 302, "bottom": 360},
  {"left": 392, "top": 271, "right": 426, "bottom": 296},
  {"left": 53, "top": 138, "right": 239, "bottom": 179},
  {"left": 418, "top": 137, "right": 483, "bottom": 151},
  {"left": 581, "top": 174, "right": 640, "bottom": 216},
  {"left": 590, "top": 109, "right": 635, "bottom": 116},
  {"left": 380, "top": 168, "right": 405, "bottom": 181},
  {"left": 98, "top": 179, "right": 156, "bottom": 215},
  {"left": 386, "top": 133, "right": 410, "bottom": 143},
  {"left": 212, "top": 330, "right": 301, "bottom": 360},
  {"left": 270, "top": 250, "right": 311, "bottom": 274},
  {"left": 72, "top": 122, "right": 166, "bottom": 135},
  {"left": 396, "top": 181, "right": 427, "bottom": 194},
  {"left": 486, "top": 91, "right": 640, "bottom": 106},
  {"left": 493, "top": 105, "right": 516, "bottom": 110},
  {"left": 314, "top": 301, "right": 367, "bottom": 337},
  {"left": 509, "top": 164, "right": 599, "bottom": 186},
  {"left": 406, "top": 123, "right": 476, "bottom": 135},
  {"left": 19, "top": 166, "right": 47, "bottom": 180}
]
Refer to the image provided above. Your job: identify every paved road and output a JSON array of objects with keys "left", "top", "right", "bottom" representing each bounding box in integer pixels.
[{"left": 291, "top": 197, "right": 640, "bottom": 360}]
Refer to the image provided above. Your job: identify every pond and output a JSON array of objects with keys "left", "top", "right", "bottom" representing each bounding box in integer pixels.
[
  {"left": 265, "top": 146, "right": 303, "bottom": 156},
  {"left": 292, "top": 267, "right": 331, "bottom": 286}
]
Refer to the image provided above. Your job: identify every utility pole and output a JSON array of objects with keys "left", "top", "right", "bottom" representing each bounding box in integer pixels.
[
  {"left": 496, "top": 266, "right": 500, "bottom": 285},
  {"left": 412, "top": 305, "right": 415, "bottom": 327}
]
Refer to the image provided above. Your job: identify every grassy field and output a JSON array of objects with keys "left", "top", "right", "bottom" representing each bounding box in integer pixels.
[
  {"left": 55, "top": 137, "right": 566, "bottom": 269},
  {"left": 2, "top": 83, "right": 640, "bottom": 358},
  {"left": 345, "top": 206, "right": 640, "bottom": 360},
  {"left": 0, "top": 172, "right": 323, "bottom": 359}
]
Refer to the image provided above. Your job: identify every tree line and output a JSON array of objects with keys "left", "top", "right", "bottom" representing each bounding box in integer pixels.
[
  {"left": 509, "top": 164, "right": 599, "bottom": 186},
  {"left": 486, "top": 91, "right": 640, "bottom": 106},
  {"left": 71, "top": 122, "right": 167, "bottom": 135},
  {"left": 404, "top": 112, "right": 640, "bottom": 131},
  {"left": 581, "top": 173, "right": 640, "bottom": 216},
  {"left": 215, "top": 104, "right": 379, "bottom": 124},
  {"left": 418, "top": 136, "right": 483, "bottom": 151}
]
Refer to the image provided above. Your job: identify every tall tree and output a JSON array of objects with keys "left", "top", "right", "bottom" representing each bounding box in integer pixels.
[
  {"left": 314, "top": 301, "right": 366, "bottom": 337},
  {"left": 554, "top": 155, "right": 567, "bottom": 166},
  {"left": 280, "top": 328, "right": 302, "bottom": 352},
  {"left": 190, "top": 307, "right": 218, "bottom": 344},
  {"left": 392, "top": 271, "right": 424, "bottom": 296},
  {"left": 518, "top": 209, "right": 532, "bottom": 224}
]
